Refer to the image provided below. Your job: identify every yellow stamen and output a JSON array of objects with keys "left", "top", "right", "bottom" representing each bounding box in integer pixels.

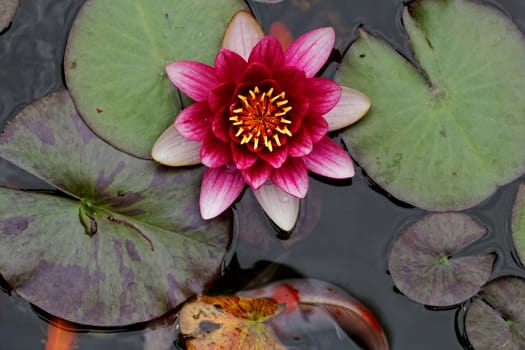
[
  {"left": 274, "top": 135, "right": 281, "bottom": 146},
  {"left": 229, "top": 86, "right": 294, "bottom": 152}
]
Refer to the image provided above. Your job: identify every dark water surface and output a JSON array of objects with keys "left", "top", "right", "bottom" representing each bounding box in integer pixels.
[{"left": 1, "top": 0, "right": 524, "bottom": 349}]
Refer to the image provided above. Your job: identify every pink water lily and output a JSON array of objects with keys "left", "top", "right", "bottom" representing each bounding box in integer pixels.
[{"left": 152, "top": 11, "right": 370, "bottom": 231}]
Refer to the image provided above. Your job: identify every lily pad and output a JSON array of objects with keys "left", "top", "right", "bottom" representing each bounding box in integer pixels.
[
  {"left": 179, "top": 295, "right": 286, "bottom": 350},
  {"left": 0, "top": 91, "right": 232, "bottom": 326},
  {"left": 465, "top": 276, "right": 525, "bottom": 350},
  {"left": 512, "top": 183, "right": 525, "bottom": 265},
  {"left": 65, "top": 0, "right": 247, "bottom": 158},
  {"left": 337, "top": 0, "right": 525, "bottom": 210},
  {"left": 388, "top": 212, "right": 494, "bottom": 306},
  {"left": 0, "top": 0, "right": 19, "bottom": 32}
]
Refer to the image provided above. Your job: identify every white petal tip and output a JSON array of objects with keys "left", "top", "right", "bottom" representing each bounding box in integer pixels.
[
  {"left": 151, "top": 125, "right": 201, "bottom": 166},
  {"left": 200, "top": 208, "right": 219, "bottom": 220},
  {"left": 325, "top": 87, "right": 372, "bottom": 131},
  {"left": 222, "top": 11, "right": 264, "bottom": 59},
  {"left": 253, "top": 183, "right": 300, "bottom": 232}
]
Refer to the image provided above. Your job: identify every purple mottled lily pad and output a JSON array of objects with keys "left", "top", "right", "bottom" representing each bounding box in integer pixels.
[
  {"left": 465, "top": 276, "right": 525, "bottom": 350},
  {"left": 0, "top": 0, "right": 19, "bottom": 32},
  {"left": 388, "top": 212, "right": 495, "bottom": 306},
  {"left": 512, "top": 183, "right": 525, "bottom": 265},
  {"left": 0, "top": 91, "right": 232, "bottom": 326}
]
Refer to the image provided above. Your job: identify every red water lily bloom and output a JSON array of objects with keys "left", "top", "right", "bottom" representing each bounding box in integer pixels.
[{"left": 152, "top": 11, "right": 370, "bottom": 231}]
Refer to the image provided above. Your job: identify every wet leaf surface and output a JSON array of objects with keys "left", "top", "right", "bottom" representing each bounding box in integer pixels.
[
  {"left": 65, "top": 0, "right": 247, "bottom": 158},
  {"left": 179, "top": 295, "right": 286, "bottom": 350},
  {"left": 512, "top": 183, "right": 525, "bottom": 265},
  {"left": 337, "top": 0, "right": 525, "bottom": 210},
  {"left": 388, "top": 212, "right": 494, "bottom": 306},
  {"left": 0, "top": 91, "right": 232, "bottom": 326},
  {"left": 465, "top": 276, "right": 525, "bottom": 350},
  {"left": 0, "top": 0, "right": 19, "bottom": 32}
]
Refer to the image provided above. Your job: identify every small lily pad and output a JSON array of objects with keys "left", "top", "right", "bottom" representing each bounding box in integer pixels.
[
  {"left": 179, "top": 295, "right": 286, "bottom": 350},
  {"left": 512, "top": 183, "right": 525, "bottom": 265},
  {"left": 65, "top": 0, "right": 247, "bottom": 158},
  {"left": 337, "top": 0, "right": 525, "bottom": 210},
  {"left": 465, "top": 276, "right": 525, "bottom": 350},
  {"left": 0, "top": 0, "right": 19, "bottom": 32},
  {"left": 0, "top": 91, "right": 232, "bottom": 326},
  {"left": 388, "top": 212, "right": 494, "bottom": 306}
]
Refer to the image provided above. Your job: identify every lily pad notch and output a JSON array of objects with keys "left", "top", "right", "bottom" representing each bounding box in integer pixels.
[{"left": 337, "top": 0, "right": 525, "bottom": 211}]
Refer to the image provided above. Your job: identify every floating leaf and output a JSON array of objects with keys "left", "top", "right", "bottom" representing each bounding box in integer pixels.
[
  {"left": 65, "top": 0, "right": 247, "bottom": 158},
  {"left": 179, "top": 295, "right": 286, "bottom": 350},
  {"left": 337, "top": 0, "right": 525, "bottom": 210},
  {"left": 512, "top": 183, "right": 525, "bottom": 265},
  {"left": 0, "top": 0, "right": 19, "bottom": 32},
  {"left": 465, "top": 276, "right": 525, "bottom": 350},
  {"left": 239, "top": 278, "right": 390, "bottom": 350},
  {"left": 0, "top": 91, "right": 231, "bottom": 326},
  {"left": 388, "top": 212, "right": 494, "bottom": 306}
]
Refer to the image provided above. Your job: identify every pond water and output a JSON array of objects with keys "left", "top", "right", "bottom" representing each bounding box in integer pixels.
[{"left": 1, "top": 0, "right": 524, "bottom": 349}]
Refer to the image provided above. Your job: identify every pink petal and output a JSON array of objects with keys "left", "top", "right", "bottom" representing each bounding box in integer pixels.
[
  {"left": 253, "top": 181, "right": 300, "bottom": 231},
  {"left": 248, "top": 36, "right": 284, "bottom": 71},
  {"left": 241, "top": 160, "right": 272, "bottom": 189},
  {"left": 209, "top": 82, "right": 236, "bottom": 112},
  {"left": 258, "top": 144, "right": 289, "bottom": 168},
  {"left": 287, "top": 128, "right": 313, "bottom": 157},
  {"left": 240, "top": 62, "right": 272, "bottom": 84},
  {"left": 302, "top": 113, "right": 329, "bottom": 143},
  {"left": 286, "top": 95, "right": 310, "bottom": 134},
  {"left": 284, "top": 27, "right": 335, "bottom": 78},
  {"left": 270, "top": 157, "right": 308, "bottom": 198},
  {"left": 212, "top": 106, "right": 231, "bottom": 142},
  {"left": 215, "top": 49, "right": 248, "bottom": 83},
  {"left": 174, "top": 101, "right": 212, "bottom": 141},
  {"left": 152, "top": 125, "right": 201, "bottom": 166},
  {"left": 303, "top": 136, "right": 354, "bottom": 178},
  {"left": 231, "top": 143, "right": 258, "bottom": 169},
  {"left": 200, "top": 133, "right": 232, "bottom": 167},
  {"left": 222, "top": 11, "right": 264, "bottom": 60},
  {"left": 166, "top": 61, "right": 217, "bottom": 102},
  {"left": 324, "top": 86, "right": 371, "bottom": 131},
  {"left": 304, "top": 78, "right": 342, "bottom": 115},
  {"left": 200, "top": 166, "right": 245, "bottom": 219},
  {"left": 273, "top": 68, "right": 306, "bottom": 95}
]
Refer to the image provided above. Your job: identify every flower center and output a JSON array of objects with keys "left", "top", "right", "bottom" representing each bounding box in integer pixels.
[{"left": 229, "top": 86, "right": 293, "bottom": 152}]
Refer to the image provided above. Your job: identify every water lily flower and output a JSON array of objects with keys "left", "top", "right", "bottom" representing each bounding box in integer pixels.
[{"left": 152, "top": 11, "right": 370, "bottom": 231}]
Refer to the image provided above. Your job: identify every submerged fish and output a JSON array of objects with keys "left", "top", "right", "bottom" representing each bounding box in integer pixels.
[{"left": 238, "top": 278, "right": 389, "bottom": 350}]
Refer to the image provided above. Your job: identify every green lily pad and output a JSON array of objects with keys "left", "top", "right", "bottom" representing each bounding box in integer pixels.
[
  {"left": 512, "top": 183, "right": 525, "bottom": 265},
  {"left": 0, "top": 91, "right": 232, "bottom": 326},
  {"left": 0, "top": 0, "right": 19, "bottom": 32},
  {"left": 465, "top": 276, "right": 525, "bottom": 350},
  {"left": 65, "top": 0, "right": 247, "bottom": 158},
  {"left": 337, "top": 0, "right": 525, "bottom": 210},
  {"left": 388, "top": 212, "right": 494, "bottom": 306}
]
